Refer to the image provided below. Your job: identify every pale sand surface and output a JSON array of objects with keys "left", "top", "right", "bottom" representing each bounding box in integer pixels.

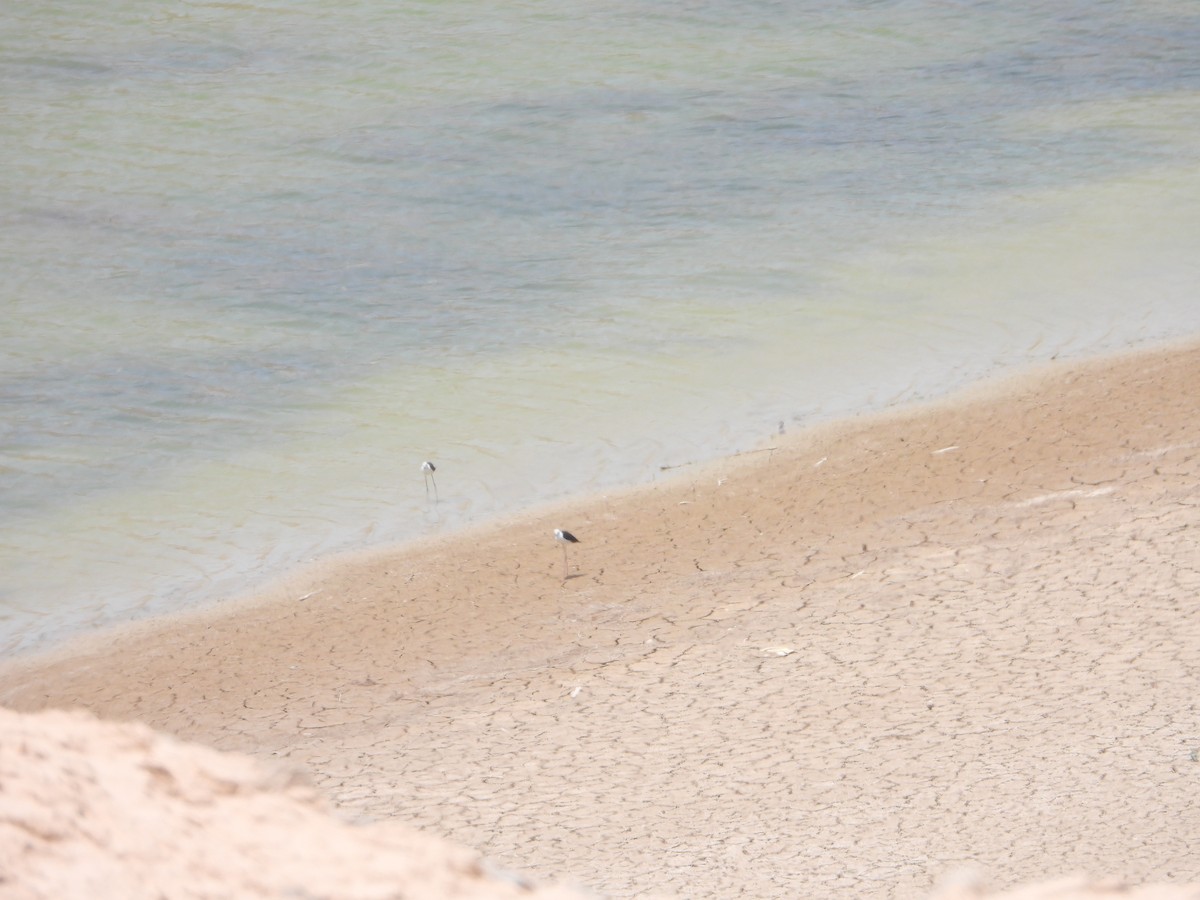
[
  {"left": 2, "top": 707, "right": 1194, "bottom": 900},
  {"left": 3, "top": 340, "right": 1200, "bottom": 898},
  {"left": 0, "top": 706, "right": 584, "bottom": 899}
]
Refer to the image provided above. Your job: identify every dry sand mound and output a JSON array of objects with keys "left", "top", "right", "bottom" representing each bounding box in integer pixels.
[{"left": 0, "top": 707, "right": 582, "bottom": 900}]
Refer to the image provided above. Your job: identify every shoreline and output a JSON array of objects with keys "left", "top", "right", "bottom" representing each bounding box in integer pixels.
[
  {"left": 4, "top": 325, "right": 1192, "bottom": 663},
  {"left": 3, "top": 336, "right": 1200, "bottom": 897},
  {"left": 3, "top": 331, "right": 1192, "bottom": 670}
]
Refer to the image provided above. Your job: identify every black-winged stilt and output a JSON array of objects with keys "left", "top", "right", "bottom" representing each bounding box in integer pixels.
[
  {"left": 421, "top": 460, "right": 438, "bottom": 502},
  {"left": 554, "top": 528, "right": 579, "bottom": 579}
]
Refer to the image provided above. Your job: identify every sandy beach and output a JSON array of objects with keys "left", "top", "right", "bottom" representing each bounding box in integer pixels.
[{"left": 3, "top": 340, "right": 1199, "bottom": 898}]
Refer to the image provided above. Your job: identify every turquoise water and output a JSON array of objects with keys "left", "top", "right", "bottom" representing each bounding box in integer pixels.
[{"left": 3, "top": 0, "right": 1200, "bottom": 653}]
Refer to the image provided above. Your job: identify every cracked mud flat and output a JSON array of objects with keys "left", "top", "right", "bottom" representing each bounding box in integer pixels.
[{"left": 2, "top": 341, "right": 1199, "bottom": 898}]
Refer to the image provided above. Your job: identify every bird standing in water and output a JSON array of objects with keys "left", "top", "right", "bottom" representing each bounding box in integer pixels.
[{"left": 421, "top": 460, "right": 438, "bottom": 503}]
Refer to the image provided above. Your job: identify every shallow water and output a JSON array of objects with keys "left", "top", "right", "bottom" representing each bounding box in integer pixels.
[{"left": 3, "top": 0, "right": 1200, "bottom": 653}]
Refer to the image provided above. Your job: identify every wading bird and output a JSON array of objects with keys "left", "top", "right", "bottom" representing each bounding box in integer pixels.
[
  {"left": 421, "top": 460, "right": 438, "bottom": 502},
  {"left": 554, "top": 528, "right": 579, "bottom": 580}
]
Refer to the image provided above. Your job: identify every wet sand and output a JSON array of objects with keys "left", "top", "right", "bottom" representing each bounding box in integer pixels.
[{"left": 3, "top": 340, "right": 1199, "bottom": 898}]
